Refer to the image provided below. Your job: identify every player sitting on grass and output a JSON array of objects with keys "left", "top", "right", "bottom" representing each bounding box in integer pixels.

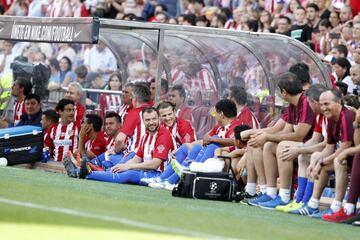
[{"left": 63, "top": 107, "right": 176, "bottom": 185}]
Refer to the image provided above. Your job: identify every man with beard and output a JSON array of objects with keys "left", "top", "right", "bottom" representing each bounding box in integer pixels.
[
  {"left": 63, "top": 107, "right": 175, "bottom": 185},
  {"left": 44, "top": 99, "right": 80, "bottom": 162}
]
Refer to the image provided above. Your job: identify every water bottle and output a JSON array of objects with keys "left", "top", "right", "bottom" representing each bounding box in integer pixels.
[{"left": 41, "top": 147, "right": 51, "bottom": 163}]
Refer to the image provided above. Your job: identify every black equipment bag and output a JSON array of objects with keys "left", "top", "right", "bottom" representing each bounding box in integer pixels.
[{"left": 172, "top": 156, "right": 240, "bottom": 202}]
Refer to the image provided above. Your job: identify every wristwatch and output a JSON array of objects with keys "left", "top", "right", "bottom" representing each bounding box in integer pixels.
[{"left": 353, "top": 121, "right": 360, "bottom": 129}]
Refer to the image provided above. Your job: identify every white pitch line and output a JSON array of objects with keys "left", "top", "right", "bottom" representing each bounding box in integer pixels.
[{"left": 0, "top": 197, "right": 240, "bottom": 240}]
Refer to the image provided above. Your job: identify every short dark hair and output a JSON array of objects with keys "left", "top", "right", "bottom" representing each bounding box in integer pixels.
[
  {"left": 74, "top": 65, "right": 88, "bottom": 79},
  {"left": 157, "top": 101, "right": 176, "bottom": 111},
  {"left": 183, "top": 14, "right": 196, "bottom": 25},
  {"left": 43, "top": 109, "right": 59, "bottom": 123},
  {"left": 161, "top": 78, "right": 169, "bottom": 93},
  {"left": 141, "top": 107, "right": 159, "bottom": 118},
  {"left": 344, "top": 94, "right": 360, "bottom": 109},
  {"left": 305, "top": 84, "right": 328, "bottom": 102},
  {"left": 56, "top": 98, "right": 74, "bottom": 112},
  {"left": 319, "top": 19, "right": 331, "bottom": 28},
  {"left": 289, "top": 63, "right": 310, "bottom": 86},
  {"left": 105, "top": 111, "right": 121, "bottom": 123},
  {"left": 17, "top": 77, "right": 32, "bottom": 96},
  {"left": 234, "top": 124, "right": 251, "bottom": 141},
  {"left": 229, "top": 86, "right": 247, "bottom": 105},
  {"left": 333, "top": 44, "right": 348, "bottom": 58},
  {"left": 133, "top": 82, "right": 151, "bottom": 103},
  {"left": 215, "top": 99, "right": 237, "bottom": 118},
  {"left": 277, "top": 72, "right": 303, "bottom": 96},
  {"left": 85, "top": 114, "right": 103, "bottom": 132},
  {"left": 25, "top": 93, "right": 41, "bottom": 103},
  {"left": 279, "top": 15, "right": 291, "bottom": 25},
  {"left": 306, "top": 2, "right": 319, "bottom": 12},
  {"left": 170, "top": 84, "right": 186, "bottom": 101}
]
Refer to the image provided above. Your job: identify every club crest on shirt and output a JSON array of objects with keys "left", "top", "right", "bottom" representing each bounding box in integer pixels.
[
  {"left": 157, "top": 144, "right": 165, "bottom": 153},
  {"left": 184, "top": 133, "right": 190, "bottom": 141}
]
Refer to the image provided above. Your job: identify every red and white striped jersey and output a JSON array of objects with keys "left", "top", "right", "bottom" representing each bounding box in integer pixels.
[
  {"left": 118, "top": 104, "right": 132, "bottom": 123},
  {"left": 171, "top": 68, "right": 187, "bottom": 84},
  {"left": 237, "top": 106, "right": 260, "bottom": 129},
  {"left": 14, "top": 99, "right": 25, "bottom": 126},
  {"left": 74, "top": 102, "right": 85, "bottom": 125},
  {"left": 120, "top": 104, "right": 149, "bottom": 152},
  {"left": 166, "top": 118, "right": 196, "bottom": 147},
  {"left": 136, "top": 126, "right": 176, "bottom": 172},
  {"left": 314, "top": 113, "right": 328, "bottom": 139},
  {"left": 183, "top": 68, "right": 217, "bottom": 91},
  {"left": 44, "top": 122, "right": 80, "bottom": 161},
  {"left": 99, "top": 94, "right": 122, "bottom": 113},
  {"left": 224, "top": 19, "right": 240, "bottom": 30}
]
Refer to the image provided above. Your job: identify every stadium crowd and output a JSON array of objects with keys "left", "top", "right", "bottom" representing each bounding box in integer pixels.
[{"left": 1, "top": 0, "right": 360, "bottom": 228}]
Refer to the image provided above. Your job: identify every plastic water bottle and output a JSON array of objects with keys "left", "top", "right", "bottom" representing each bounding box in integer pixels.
[{"left": 41, "top": 147, "right": 51, "bottom": 163}]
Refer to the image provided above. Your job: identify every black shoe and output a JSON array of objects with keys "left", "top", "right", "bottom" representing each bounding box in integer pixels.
[
  {"left": 239, "top": 192, "right": 258, "bottom": 205},
  {"left": 341, "top": 213, "right": 360, "bottom": 224},
  {"left": 63, "top": 155, "right": 78, "bottom": 178},
  {"left": 79, "top": 158, "right": 91, "bottom": 179}
]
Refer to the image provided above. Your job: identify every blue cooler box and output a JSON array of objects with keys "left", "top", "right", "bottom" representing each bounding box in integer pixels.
[{"left": 0, "top": 126, "right": 43, "bottom": 166}]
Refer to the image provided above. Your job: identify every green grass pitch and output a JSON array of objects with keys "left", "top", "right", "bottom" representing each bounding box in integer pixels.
[{"left": 0, "top": 167, "right": 359, "bottom": 240}]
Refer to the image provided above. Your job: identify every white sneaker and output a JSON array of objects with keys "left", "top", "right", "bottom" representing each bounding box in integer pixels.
[
  {"left": 148, "top": 181, "right": 166, "bottom": 189},
  {"left": 163, "top": 181, "right": 175, "bottom": 191},
  {"left": 140, "top": 177, "right": 161, "bottom": 185}
]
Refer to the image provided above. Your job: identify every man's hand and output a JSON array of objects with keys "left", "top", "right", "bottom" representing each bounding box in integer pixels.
[
  {"left": 202, "top": 134, "right": 212, "bottom": 146},
  {"left": 248, "top": 132, "right": 267, "bottom": 147},
  {"left": 79, "top": 124, "right": 91, "bottom": 139},
  {"left": 111, "top": 163, "right": 130, "bottom": 173},
  {"left": 279, "top": 145, "right": 300, "bottom": 162},
  {"left": 310, "top": 162, "right": 322, "bottom": 180}
]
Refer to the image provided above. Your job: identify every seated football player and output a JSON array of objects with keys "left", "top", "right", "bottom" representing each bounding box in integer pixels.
[{"left": 63, "top": 107, "right": 175, "bottom": 185}]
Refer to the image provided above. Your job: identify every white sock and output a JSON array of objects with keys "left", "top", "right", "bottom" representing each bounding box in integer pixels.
[
  {"left": 330, "top": 200, "right": 342, "bottom": 212},
  {"left": 267, "top": 187, "right": 277, "bottom": 199},
  {"left": 308, "top": 198, "right": 320, "bottom": 209},
  {"left": 260, "top": 185, "right": 267, "bottom": 194},
  {"left": 279, "top": 188, "right": 290, "bottom": 203},
  {"left": 344, "top": 203, "right": 356, "bottom": 215},
  {"left": 245, "top": 182, "right": 256, "bottom": 196}
]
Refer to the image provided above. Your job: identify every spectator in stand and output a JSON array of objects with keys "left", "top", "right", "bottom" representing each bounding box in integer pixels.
[
  {"left": 0, "top": 40, "right": 15, "bottom": 77},
  {"left": 56, "top": 44, "right": 76, "bottom": 65},
  {"left": 290, "top": 6, "right": 313, "bottom": 43},
  {"left": 318, "top": 19, "right": 332, "bottom": 56},
  {"left": 340, "top": 4, "right": 353, "bottom": 24},
  {"left": 84, "top": 42, "right": 117, "bottom": 82},
  {"left": 182, "top": 13, "right": 196, "bottom": 25},
  {"left": 258, "top": 10, "right": 272, "bottom": 33},
  {"left": 315, "top": 0, "right": 330, "bottom": 20},
  {"left": 333, "top": 57, "right": 354, "bottom": 94},
  {"left": 168, "top": 17, "right": 178, "bottom": 24},
  {"left": 168, "top": 84, "right": 192, "bottom": 121},
  {"left": 59, "top": 56, "right": 76, "bottom": 87},
  {"left": 353, "top": 46, "right": 360, "bottom": 64},
  {"left": 350, "top": 64, "right": 360, "bottom": 94},
  {"left": 48, "top": 58, "right": 61, "bottom": 91},
  {"left": 306, "top": 3, "right": 321, "bottom": 33},
  {"left": 4, "top": 0, "right": 29, "bottom": 16},
  {"left": 195, "top": 15, "right": 210, "bottom": 27},
  {"left": 285, "top": 0, "right": 301, "bottom": 21},
  {"left": 74, "top": 65, "right": 90, "bottom": 88},
  {"left": 276, "top": 16, "right": 291, "bottom": 36},
  {"left": 16, "top": 93, "right": 42, "bottom": 127},
  {"left": 192, "top": 0, "right": 205, "bottom": 17},
  {"left": 41, "top": 109, "right": 60, "bottom": 142},
  {"left": 64, "top": 82, "right": 86, "bottom": 124},
  {"left": 351, "top": 22, "right": 360, "bottom": 51},
  {"left": 99, "top": 72, "right": 122, "bottom": 113},
  {"left": 210, "top": 13, "right": 227, "bottom": 28},
  {"left": 154, "top": 11, "right": 169, "bottom": 23},
  {"left": 28, "top": 0, "right": 48, "bottom": 17},
  {"left": 45, "top": 99, "right": 80, "bottom": 162},
  {"left": 329, "top": 10, "right": 341, "bottom": 29}
]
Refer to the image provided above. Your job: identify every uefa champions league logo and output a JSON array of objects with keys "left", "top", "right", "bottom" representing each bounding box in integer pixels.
[{"left": 209, "top": 182, "right": 218, "bottom": 193}]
